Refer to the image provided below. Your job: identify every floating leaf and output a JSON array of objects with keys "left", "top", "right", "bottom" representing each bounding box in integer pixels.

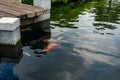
[
  {"left": 23, "top": 52, "right": 31, "bottom": 56},
  {"left": 57, "top": 36, "right": 63, "bottom": 40}
]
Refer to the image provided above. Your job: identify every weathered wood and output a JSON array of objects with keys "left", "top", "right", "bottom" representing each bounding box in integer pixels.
[
  {"left": 0, "top": 0, "right": 51, "bottom": 27},
  {"left": 0, "top": 5, "right": 26, "bottom": 19},
  {"left": 0, "top": 11, "right": 16, "bottom": 18},
  {"left": 0, "top": 4, "right": 35, "bottom": 18},
  {"left": 0, "top": 5, "right": 27, "bottom": 18},
  {"left": 0, "top": 0, "right": 45, "bottom": 17}
]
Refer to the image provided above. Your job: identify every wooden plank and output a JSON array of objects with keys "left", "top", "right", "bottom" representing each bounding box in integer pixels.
[
  {"left": 0, "top": 11, "right": 16, "bottom": 18},
  {"left": 9, "top": 1, "right": 45, "bottom": 16},
  {"left": 0, "top": 5, "right": 26, "bottom": 19},
  {"left": 0, "top": 0, "right": 45, "bottom": 16},
  {"left": 18, "top": 3, "right": 44, "bottom": 16},
  {"left": 0, "top": 4, "right": 35, "bottom": 18}
]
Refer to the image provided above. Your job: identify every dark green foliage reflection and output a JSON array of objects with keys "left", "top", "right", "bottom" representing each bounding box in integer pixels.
[
  {"left": 22, "top": 0, "right": 33, "bottom": 5},
  {"left": 51, "top": 1, "right": 97, "bottom": 28},
  {"left": 94, "top": 2, "right": 120, "bottom": 24},
  {"left": 93, "top": 0, "right": 120, "bottom": 35}
]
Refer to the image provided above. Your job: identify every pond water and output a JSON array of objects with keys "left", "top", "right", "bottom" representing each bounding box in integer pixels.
[{"left": 0, "top": 0, "right": 120, "bottom": 80}]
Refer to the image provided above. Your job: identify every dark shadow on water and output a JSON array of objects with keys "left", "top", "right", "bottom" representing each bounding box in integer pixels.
[
  {"left": 21, "top": 20, "right": 51, "bottom": 57},
  {"left": 21, "top": 19, "right": 51, "bottom": 47},
  {"left": 0, "top": 42, "right": 23, "bottom": 80}
]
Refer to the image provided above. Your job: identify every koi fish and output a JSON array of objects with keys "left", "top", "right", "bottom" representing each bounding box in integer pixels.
[{"left": 42, "top": 43, "right": 59, "bottom": 52}]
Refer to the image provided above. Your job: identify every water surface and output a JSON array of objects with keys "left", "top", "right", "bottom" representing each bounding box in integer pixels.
[{"left": 0, "top": 0, "right": 120, "bottom": 80}]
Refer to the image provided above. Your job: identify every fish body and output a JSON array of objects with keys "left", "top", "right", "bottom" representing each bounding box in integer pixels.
[{"left": 42, "top": 43, "right": 59, "bottom": 52}]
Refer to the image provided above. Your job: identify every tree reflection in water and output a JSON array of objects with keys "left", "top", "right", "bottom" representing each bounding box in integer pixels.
[
  {"left": 93, "top": 0, "right": 120, "bottom": 35},
  {"left": 95, "top": 0, "right": 120, "bottom": 23}
]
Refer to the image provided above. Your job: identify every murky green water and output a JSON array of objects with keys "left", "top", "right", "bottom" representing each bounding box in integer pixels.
[{"left": 0, "top": 0, "right": 120, "bottom": 80}]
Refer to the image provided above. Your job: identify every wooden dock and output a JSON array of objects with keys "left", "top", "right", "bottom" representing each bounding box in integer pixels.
[
  {"left": 0, "top": 0, "right": 51, "bottom": 58},
  {"left": 0, "top": 0, "right": 50, "bottom": 19}
]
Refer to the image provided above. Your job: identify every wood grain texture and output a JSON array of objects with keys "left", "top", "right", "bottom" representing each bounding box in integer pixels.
[{"left": 0, "top": 0, "right": 45, "bottom": 19}]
